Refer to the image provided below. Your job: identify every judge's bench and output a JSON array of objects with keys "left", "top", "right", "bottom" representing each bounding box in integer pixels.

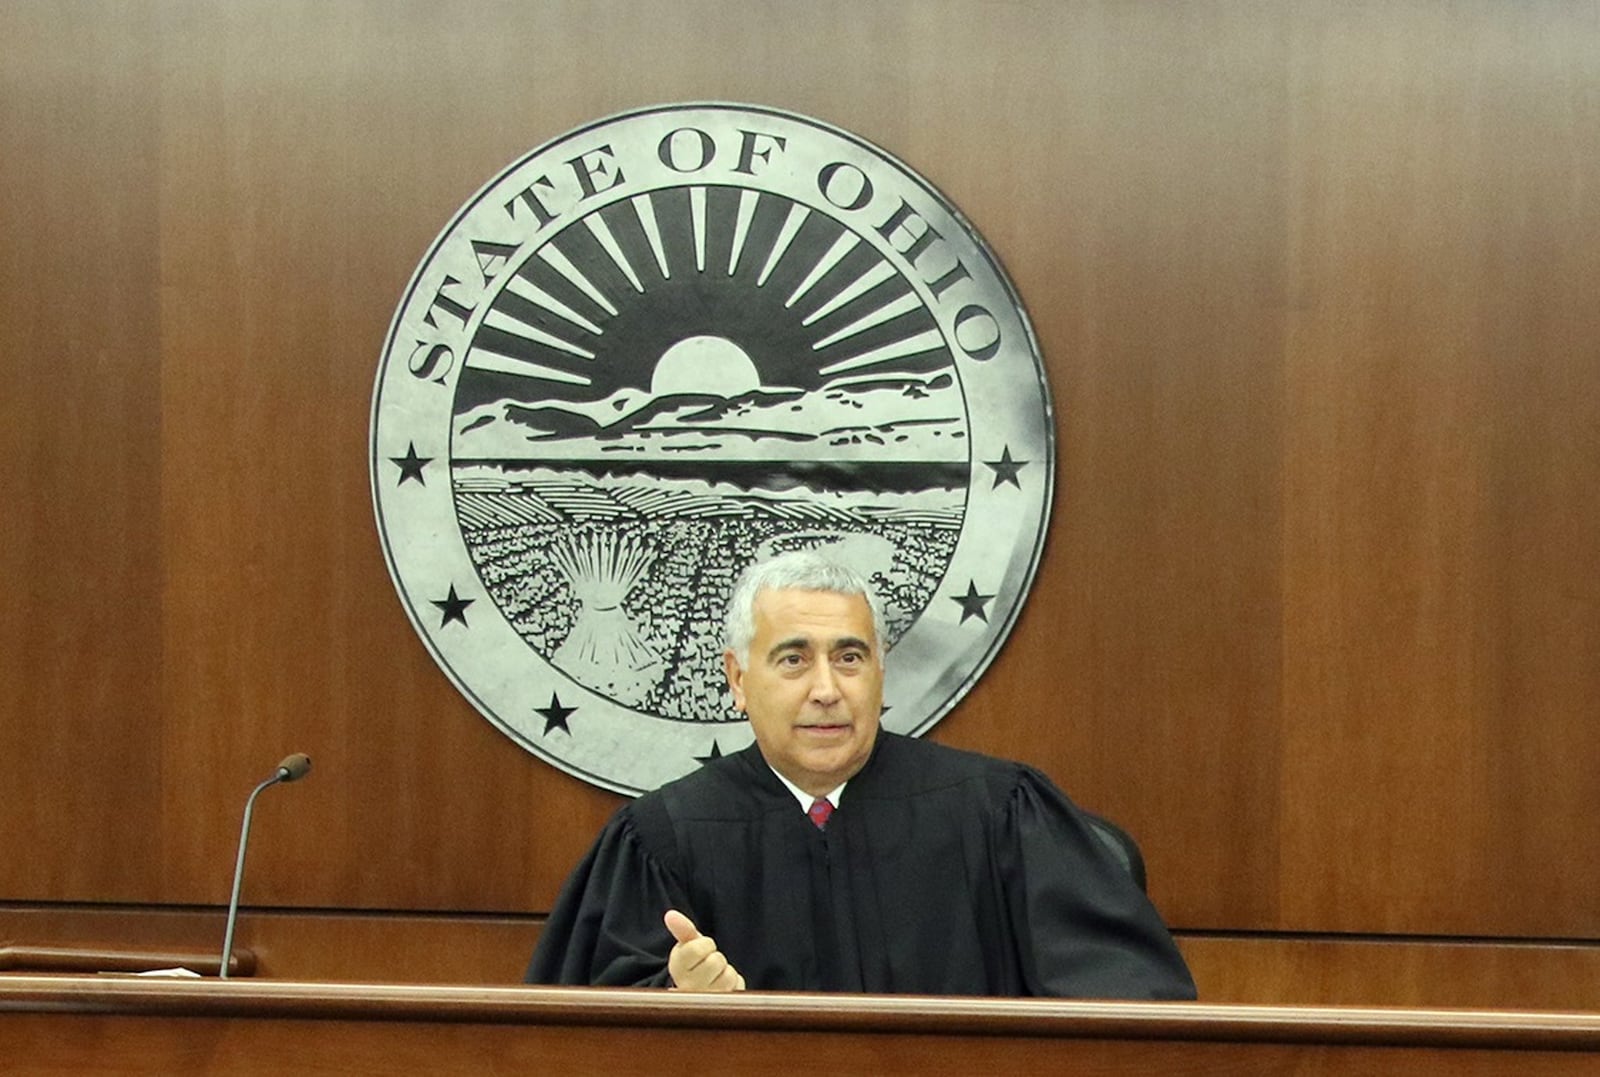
[{"left": 4, "top": 974, "right": 1599, "bottom": 1075}]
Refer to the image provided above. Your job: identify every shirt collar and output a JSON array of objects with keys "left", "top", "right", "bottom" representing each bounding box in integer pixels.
[{"left": 766, "top": 763, "right": 845, "bottom": 814}]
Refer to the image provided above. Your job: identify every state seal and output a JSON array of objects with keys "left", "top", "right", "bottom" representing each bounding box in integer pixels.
[{"left": 371, "top": 103, "right": 1054, "bottom": 794}]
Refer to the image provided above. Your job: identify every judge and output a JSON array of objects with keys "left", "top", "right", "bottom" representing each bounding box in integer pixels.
[{"left": 526, "top": 551, "right": 1196, "bottom": 999}]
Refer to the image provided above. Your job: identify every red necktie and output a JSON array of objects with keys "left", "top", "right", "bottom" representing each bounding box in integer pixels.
[{"left": 808, "top": 797, "right": 834, "bottom": 829}]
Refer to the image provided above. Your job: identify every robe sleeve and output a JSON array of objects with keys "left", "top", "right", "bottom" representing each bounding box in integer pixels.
[
  {"left": 1003, "top": 768, "right": 1198, "bottom": 1000},
  {"left": 524, "top": 807, "right": 691, "bottom": 987}
]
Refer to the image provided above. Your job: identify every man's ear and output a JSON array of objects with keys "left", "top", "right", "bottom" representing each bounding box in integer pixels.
[{"left": 723, "top": 649, "right": 747, "bottom": 712}]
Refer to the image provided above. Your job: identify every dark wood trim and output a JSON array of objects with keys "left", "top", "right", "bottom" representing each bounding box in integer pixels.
[
  {"left": 0, "top": 945, "right": 251, "bottom": 978},
  {"left": 3, "top": 977, "right": 1597, "bottom": 1053}
]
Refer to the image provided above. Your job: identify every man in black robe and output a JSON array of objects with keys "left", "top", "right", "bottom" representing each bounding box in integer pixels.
[{"left": 526, "top": 552, "right": 1196, "bottom": 999}]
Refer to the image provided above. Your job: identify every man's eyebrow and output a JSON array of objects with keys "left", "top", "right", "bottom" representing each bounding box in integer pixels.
[
  {"left": 764, "top": 636, "right": 811, "bottom": 659},
  {"left": 764, "top": 634, "right": 875, "bottom": 660}
]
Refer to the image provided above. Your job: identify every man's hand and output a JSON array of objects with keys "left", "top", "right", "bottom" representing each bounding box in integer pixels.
[{"left": 664, "top": 909, "right": 746, "bottom": 991}]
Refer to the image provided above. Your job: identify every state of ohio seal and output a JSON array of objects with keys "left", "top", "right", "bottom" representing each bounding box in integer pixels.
[{"left": 371, "top": 104, "right": 1054, "bottom": 795}]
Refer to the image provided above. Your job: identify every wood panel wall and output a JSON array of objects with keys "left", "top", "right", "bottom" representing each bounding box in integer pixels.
[{"left": 2, "top": 0, "right": 1596, "bottom": 997}]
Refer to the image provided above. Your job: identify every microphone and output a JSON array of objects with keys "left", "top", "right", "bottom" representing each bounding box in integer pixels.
[{"left": 220, "top": 753, "right": 311, "bottom": 978}]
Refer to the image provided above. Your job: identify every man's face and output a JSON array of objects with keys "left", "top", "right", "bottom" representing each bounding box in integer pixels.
[{"left": 723, "top": 587, "right": 884, "bottom": 797}]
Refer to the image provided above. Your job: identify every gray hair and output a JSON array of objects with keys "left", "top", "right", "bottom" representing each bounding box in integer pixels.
[{"left": 723, "top": 550, "right": 886, "bottom": 668}]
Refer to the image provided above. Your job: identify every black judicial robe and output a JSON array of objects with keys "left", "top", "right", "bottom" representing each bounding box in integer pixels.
[{"left": 525, "top": 732, "right": 1196, "bottom": 999}]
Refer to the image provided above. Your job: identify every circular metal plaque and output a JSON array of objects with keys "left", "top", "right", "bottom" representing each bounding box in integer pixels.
[{"left": 371, "top": 103, "right": 1053, "bottom": 794}]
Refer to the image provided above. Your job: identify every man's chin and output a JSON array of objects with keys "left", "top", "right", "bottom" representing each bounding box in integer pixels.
[{"left": 796, "top": 741, "right": 871, "bottom": 781}]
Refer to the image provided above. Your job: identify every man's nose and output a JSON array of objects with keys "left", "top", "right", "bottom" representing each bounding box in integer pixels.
[{"left": 808, "top": 661, "right": 841, "bottom": 704}]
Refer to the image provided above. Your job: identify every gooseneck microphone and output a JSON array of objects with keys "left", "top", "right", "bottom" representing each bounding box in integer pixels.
[{"left": 220, "top": 753, "right": 311, "bottom": 978}]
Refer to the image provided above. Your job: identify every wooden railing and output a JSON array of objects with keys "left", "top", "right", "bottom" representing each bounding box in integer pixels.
[{"left": 2, "top": 976, "right": 1596, "bottom": 1074}]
